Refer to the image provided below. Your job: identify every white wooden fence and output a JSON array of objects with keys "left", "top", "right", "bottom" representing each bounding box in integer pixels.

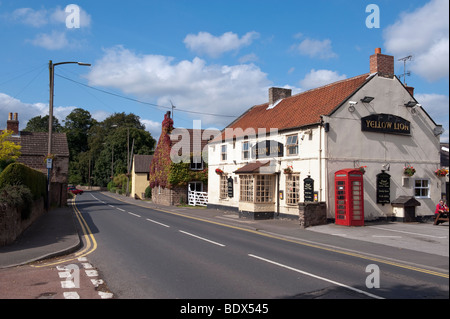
[{"left": 188, "top": 191, "right": 208, "bottom": 207}]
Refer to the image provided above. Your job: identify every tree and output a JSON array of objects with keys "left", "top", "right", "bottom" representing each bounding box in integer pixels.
[
  {"left": 0, "top": 130, "right": 21, "bottom": 171},
  {"left": 23, "top": 115, "right": 62, "bottom": 133},
  {"left": 63, "top": 108, "right": 97, "bottom": 161}
]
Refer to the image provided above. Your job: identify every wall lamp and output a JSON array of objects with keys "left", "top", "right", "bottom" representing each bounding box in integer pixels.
[
  {"left": 404, "top": 101, "right": 417, "bottom": 107},
  {"left": 361, "top": 96, "right": 374, "bottom": 103}
]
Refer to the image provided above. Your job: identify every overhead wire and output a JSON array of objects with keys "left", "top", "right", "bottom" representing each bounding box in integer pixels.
[{"left": 54, "top": 73, "right": 239, "bottom": 119}]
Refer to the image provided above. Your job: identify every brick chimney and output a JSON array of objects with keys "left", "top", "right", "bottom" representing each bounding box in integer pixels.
[
  {"left": 370, "top": 48, "right": 394, "bottom": 77},
  {"left": 6, "top": 112, "right": 19, "bottom": 135},
  {"left": 269, "top": 87, "right": 292, "bottom": 105}
]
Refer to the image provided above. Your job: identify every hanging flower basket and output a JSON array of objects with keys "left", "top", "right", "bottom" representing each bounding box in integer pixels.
[
  {"left": 435, "top": 168, "right": 448, "bottom": 177},
  {"left": 403, "top": 165, "right": 416, "bottom": 177},
  {"left": 215, "top": 168, "right": 224, "bottom": 175},
  {"left": 358, "top": 166, "right": 367, "bottom": 174},
  {"left": 284, "top": 165, "right": 293, "bottom": 174}
]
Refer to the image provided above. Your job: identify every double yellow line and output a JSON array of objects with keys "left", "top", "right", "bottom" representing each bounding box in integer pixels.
[{"left": 32, "top": 195, "right": 97, "bottom": 268}]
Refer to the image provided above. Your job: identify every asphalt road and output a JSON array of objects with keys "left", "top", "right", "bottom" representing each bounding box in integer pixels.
[{"left": 74, "top": 192, "right": 448, "bottom": 300}]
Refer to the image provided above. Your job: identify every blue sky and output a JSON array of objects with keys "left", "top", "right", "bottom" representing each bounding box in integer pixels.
[{"left": 0, "top": 0, "right": 448, "bottom": 142}]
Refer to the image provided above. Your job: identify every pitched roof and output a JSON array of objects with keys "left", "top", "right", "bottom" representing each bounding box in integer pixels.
[
  {"left": 10, "top": 131, "right": 69, "bottom": 157},
  {"left": 133, "top": 154, "right": 153, "bottom": 173},
  {"left": 214, "top": 73, "right": 371, "bottom": 142}
]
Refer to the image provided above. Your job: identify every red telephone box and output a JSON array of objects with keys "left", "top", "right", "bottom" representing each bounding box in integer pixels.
[{"left": 334, "top": 169, "right": 364, "bottom": 226}]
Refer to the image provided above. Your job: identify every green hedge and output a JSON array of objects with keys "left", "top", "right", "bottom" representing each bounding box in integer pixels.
[{"left": 0, "top": 162, "right": 47, "bottom": 200}]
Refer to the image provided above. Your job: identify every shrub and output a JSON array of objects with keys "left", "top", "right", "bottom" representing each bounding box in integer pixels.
[
  {"left": 0, "top": 185, "right": 33, "bottom": 219},
  {"left": 144, "top": 185, "right": 152, "bottom": 199},
  {"left": 0, "top": 162, "right": 46, "bottom": 200}
]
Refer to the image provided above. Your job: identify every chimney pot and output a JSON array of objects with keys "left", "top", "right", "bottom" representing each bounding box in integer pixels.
[
  {"left": 375, "top": 48, "right": 382, "bottom": 54},
  {"left": 6, "top": 112, "right": 19, "bottom": 135}
]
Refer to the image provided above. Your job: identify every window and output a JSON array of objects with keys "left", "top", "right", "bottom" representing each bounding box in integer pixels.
[
  {"left": 414, "top": 179, "right": 430, "bottom": 198},
  {"left": 286, "top": 134, "right": 298, "bottom": 156},
  {"left": 190, "top": 157, "right": 203, "bottom": 170},
  {"left": 242, "top": 141, "right": 249, "bottom": 160},
  {"left": 255, "top": 175, "right": 274, "bottom": 203},
  {"left": 240, "top": 175, "right": 253, "bottom": 202},
  {"left": 286, "top": 174, "right": 300, "bottom": 205},
  {"left": 220, "top": 175, "right": 228, "bottom": 199},
  {"left": 221, "top": 144, "right": 227, "bottom": 161}
]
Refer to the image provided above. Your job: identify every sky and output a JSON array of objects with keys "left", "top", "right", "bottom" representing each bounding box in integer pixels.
[{"left": 0, "top": 0, "right": 448, "bottom": 142}]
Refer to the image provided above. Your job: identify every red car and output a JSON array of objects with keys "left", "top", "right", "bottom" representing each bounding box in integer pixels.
[{"left": 68, "top": 186, "right": 84, "bottom": 195}]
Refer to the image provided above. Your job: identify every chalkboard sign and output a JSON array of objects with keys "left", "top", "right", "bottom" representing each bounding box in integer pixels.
[
  {"left": 376, "top": 172, "right": 391, "bottom": 204},
  {"left": 304, "top": 176, "right": 314, "bottom": 202},
  {"left": 227, "top": 177, "right": 234, "bottom": 198}
]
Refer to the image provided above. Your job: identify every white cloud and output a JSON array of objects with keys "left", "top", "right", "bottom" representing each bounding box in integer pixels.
[
  {"left": 299, "top": 69, "right": 347, "bottom": 90},
  {"left": 292, "top": 37, "right": 337, "bottom": 59},
  {"left": 184, "top": 31, "right": 259, "bottom": 58},
  {"left": 87, "top": 46, "right": 271, "bottom": 128},
  {"left": 29, "top": 30, "right": 69, "bottom": 50},
  {"left": 383, "top": 0, "right": 449, "bottom": 81},
  {"left": 0, "top": 93, "right": 75, "bottom": 130},
  {"left": 415, "top": 93, "right": 449, "bottom": 142},
  {"left": 4, "top": 5, "right": 91, "bottom": 28}
]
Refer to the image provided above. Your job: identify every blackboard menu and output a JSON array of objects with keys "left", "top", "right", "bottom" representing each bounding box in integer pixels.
[
  {"left": 376, "top": 172, "right": 390, "bottom": 204},
  {"left": 304, "top": 177, "right": 314, "bottom": 202},
  {"left": 227, "top": 177, "right": 234, "bottom": 198}
]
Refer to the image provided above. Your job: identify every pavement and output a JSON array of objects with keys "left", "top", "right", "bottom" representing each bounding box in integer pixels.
[{"left": 1, "top": 190, "right": 448, "bottom": 270}]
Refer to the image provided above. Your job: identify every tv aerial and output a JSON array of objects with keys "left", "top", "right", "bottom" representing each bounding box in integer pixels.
[{"left": 398, "top": 55, "right": 413, "bottom": 85}]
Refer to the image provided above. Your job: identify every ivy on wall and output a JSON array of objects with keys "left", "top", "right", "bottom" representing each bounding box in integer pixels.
[{"left": 149, "top": 113, "right": 208, "bottom": 189}]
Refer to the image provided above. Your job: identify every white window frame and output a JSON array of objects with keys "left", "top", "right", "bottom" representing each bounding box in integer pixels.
[
  {"left": 414, "top": 178, "right": 430, "bottom": 198},
  {"left": 286, "top": 134, "right": 298, "bottom": 156},
  {"left": 285, "top": 174, "right": 300, "bottom": 206},
  {"left": 221, "top": 144, "right": 227, "bottom": 161},
  {"left": 242, "top": 141, "right": 249, "bottom": 160}
]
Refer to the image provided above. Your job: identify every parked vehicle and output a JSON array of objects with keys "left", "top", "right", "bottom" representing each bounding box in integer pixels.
[{"left": 68, "top": 186, "right": 83, "bottom": 195}]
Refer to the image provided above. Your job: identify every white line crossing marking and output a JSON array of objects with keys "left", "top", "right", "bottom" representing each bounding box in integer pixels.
[
  {"left": 179, "top": 230, "right": 225, "bottom": 247},
  {"left": 63, "top": 292, "right": 80, "bottom": 299},
  {"left": 128, "top": 212, "right": 141, "bottom": 217},
  {"left": 98, "top": 291, "right": 114, "bottom": 299},
  {"left": 248, "top": 254, "right": 384, "bottom": 299},
  {"left": 146, "top": 218, "right": 170, "bottom": 228},
  {"left": 85, "top": 269, "right": 99, "bottom": 277}
]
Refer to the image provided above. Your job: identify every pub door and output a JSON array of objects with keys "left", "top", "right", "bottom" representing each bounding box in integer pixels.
[{"left": 335, "top": 169, "right": 364, "bottom": 226}]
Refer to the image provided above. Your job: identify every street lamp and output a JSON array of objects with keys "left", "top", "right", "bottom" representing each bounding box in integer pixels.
[
  {"left": 48, "top": 60, "right": 90, "bottom": 206},
  {"left": 48, "top": 60, "right": 91, "bottom": 156}
]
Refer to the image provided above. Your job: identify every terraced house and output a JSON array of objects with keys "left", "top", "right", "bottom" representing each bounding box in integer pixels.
[{"left": 207, "top": 48, "right": 446, "bottom": 225}]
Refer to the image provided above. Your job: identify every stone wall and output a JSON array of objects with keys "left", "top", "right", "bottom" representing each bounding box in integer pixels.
[
  {"left": 151, "top": 186, "right": 187, "bottom": 206},
  {"left": 0, "top": 197, "right": 45, "bottom": 246},
  {"left": 299, "top": 202, "right": 327, "bottom": 228}
]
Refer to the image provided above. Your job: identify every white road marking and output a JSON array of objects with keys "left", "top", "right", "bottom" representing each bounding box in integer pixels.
[
  {"left": 248, "top": 254, "right": 384, "bottom": 300},
  {"left": 85, "top": 269, "right": 99, "bottom": 277},
  {"left": 117, "top": 207, "right": 125, "bottom": 212},
  {"left": 98, "top": 291, "right": 114, "bottom": 299},
  {"left": 63, "top": 292, "right": 80, "bottom": 299},
  {"left": 128, "top": 212, "right": 141, "bottom": 217},
  {"left": 146, "top": 218, "right": 170, "bottom": 228},
  {"left": 369, "top": 226, "right": 447, "bottom": 239},
  {"left": 372, "top": 235, "right": 402, "bottom": 238},
  {"left": 179, "top": 230, "right": 226, "bottom": 247}
]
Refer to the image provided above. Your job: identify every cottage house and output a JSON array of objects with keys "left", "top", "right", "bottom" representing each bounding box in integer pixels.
[
  {"left": 149, "top": 112, "right": 218, "bottom": 206},
  {"left": 5, "top": 112, "right": 69, "bottom": 207},
  {"left": 131, "top": 154, "right": 153, "bottom": 199}
]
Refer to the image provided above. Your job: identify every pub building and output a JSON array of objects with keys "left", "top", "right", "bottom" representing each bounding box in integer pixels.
[{"left": 207, "top": 48, "right": 445, "bottom": 225}]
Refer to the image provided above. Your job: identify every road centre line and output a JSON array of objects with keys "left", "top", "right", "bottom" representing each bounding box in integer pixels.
[
  {"left": 128, "top": 212, "right": 141, "bottom": 218},
  {"left": 99, "top": 192, "right": 449, "bottom": 278},
  {"left": 248, "top": 254, "right": 384, "bottom": 300},
  {"left": 179, "top": 230, "right": 226, "bottom": 247},
  {"left": 117, "top": 208, "right": 125, "bottom": 212},
  {"left": 146, "top": 218, "right": 170, "bottom": 228}
]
